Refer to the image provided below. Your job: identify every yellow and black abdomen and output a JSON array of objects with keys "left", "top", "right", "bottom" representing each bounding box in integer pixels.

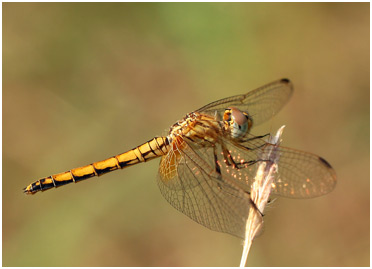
[{"left": 24, "top": 137, "right": 169, "bottom": 195}]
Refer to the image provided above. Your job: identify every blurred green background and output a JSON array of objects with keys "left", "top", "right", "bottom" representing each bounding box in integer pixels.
[{"left": 3, "top": 2, "right": 369, "bottom": 266}]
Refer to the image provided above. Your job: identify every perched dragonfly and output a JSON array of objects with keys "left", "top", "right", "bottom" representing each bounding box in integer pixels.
[{"left": 24, "top": 78, "right": 336, "bottom": 239}]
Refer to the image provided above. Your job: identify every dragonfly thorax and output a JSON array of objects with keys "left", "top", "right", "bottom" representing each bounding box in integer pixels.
[
  {"left": 223, "top": 107, "right": 253, "bottom": 139},
  {"left": 167, "top": 112, "right": 222, "bottom": 146},
  {"left": 167, "top": 108, "right": 253, "bottom": 146}
]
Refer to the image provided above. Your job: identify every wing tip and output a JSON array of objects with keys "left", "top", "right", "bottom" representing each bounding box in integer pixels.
[
  {"left": 319, "top": 156, "right": 337, "bottom": 186},
  {"left": 318, "top": 156, "right": 333, "bottom": 169},
  {"left": 280, "top": 78, "right": 291, "bottom": 84},
  {"left": 279, "top": 78, "right": 294, "bottom": 96}
]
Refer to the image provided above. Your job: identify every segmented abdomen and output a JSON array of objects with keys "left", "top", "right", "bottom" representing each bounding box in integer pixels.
[{"left": 23, "top": 137, "right": 169, "bottom": 194}]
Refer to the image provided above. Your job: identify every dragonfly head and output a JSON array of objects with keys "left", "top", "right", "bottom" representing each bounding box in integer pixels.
[{"left": 223, "top": 107, "right": 253, "bottom": 139}]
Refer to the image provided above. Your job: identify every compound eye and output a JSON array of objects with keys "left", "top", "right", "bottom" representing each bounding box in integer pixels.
[
  {"left": 230, "top": 107, "right": 248, "bottom": 126},
  {"left": 223, "top": 109, "right": 232, "bottom": 121}
]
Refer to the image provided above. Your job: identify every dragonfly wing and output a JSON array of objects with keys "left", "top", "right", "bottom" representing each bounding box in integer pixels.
[
  {"left": 195, "top": 78, "right": 293, "bottom": 127},
  {"left": 212, "top": 135, "right": 337, "bottom": 199},
  {"left": 157, "top": 137, "right": 260, "bottom": 239},
  {"left": 267, "top": 145, "right": 337, "bottom": 198}
]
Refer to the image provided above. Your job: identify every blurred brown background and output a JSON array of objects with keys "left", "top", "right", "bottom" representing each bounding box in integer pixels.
[{"left": 3, "top": 2, "right": 369, "bottom": 266}]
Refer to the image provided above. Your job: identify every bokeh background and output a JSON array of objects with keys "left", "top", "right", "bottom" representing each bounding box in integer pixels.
[{"left": 3, "top": 2, "right": 369, "bottom": 267}]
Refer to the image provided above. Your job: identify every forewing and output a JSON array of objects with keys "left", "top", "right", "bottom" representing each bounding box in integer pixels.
[
  {"left": 213, "top": 135, "right": 337, "bottom": 199},
  {"left": 196, "top": 78, "right": 293, "bottom": 127},
  {"left": 157, "top": 137, "right": 260, "bottom": 239}
]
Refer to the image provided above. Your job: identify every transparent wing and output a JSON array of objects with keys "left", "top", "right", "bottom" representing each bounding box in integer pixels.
[
  {"left": 195, "top": 78, "right": 293, "bottom": 127},
  {"left": 208, "top": 134, "right": 337, "bottom": 199},
  {"left": 157, "top": 133, "right": 336, "bottom": 238},
  {"left": 157, "top": 137, "right": 261, "bottom": 239}
]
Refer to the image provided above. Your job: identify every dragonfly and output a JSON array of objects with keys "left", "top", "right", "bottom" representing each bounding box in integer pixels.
[{"left": 24, "top": 78, "right": 337, "bottom": 239}]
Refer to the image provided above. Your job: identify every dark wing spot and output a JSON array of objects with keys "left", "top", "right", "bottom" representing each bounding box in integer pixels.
[
  {"left": 319, "top": 156, "right": 333, "bottom": 169},
  {"left": 281, "top": 78, "right": 290, "bottom": 84}
]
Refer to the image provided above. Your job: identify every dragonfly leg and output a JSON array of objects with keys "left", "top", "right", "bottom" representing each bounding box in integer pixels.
[
  {"left": 241, "top": 133, "right": 270, "bottom": 142},
  {"left": 221, "top": 143, "right": 238, "bottom": 169},
  {"left": 254, "top": 203, "right": 265, "bottom": 217},
  {"left": 242, "top": 190, "right": 265, "bottom": 217},
  {"left": 213, "top": 146, "right": 222, "bottom": 177},
  {"left": 221, "top": 143, "right": 259, "bottom": 169},
  {"left": 241, "top": 140, "right": 267, "bottom": 151},
  {"left": 213, "top": 146, "right": 225, "bottom": 190},
  {"left": 235, "top": 159, "right": 259, "bottom": 169}
]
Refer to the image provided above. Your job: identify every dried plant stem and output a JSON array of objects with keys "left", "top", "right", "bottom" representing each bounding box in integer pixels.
[{"left": 240, "top": 125, "right": 285, "bottom": 267}]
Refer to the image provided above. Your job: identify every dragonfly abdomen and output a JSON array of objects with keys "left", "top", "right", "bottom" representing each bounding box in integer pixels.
[{"left": 23, "top": 137, "right": 169, "bottom": 195}]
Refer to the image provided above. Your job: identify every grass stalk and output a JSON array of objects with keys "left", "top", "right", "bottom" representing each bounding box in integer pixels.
[{"left": 240, "top": 125, "right": 285, "bottom": 267}]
